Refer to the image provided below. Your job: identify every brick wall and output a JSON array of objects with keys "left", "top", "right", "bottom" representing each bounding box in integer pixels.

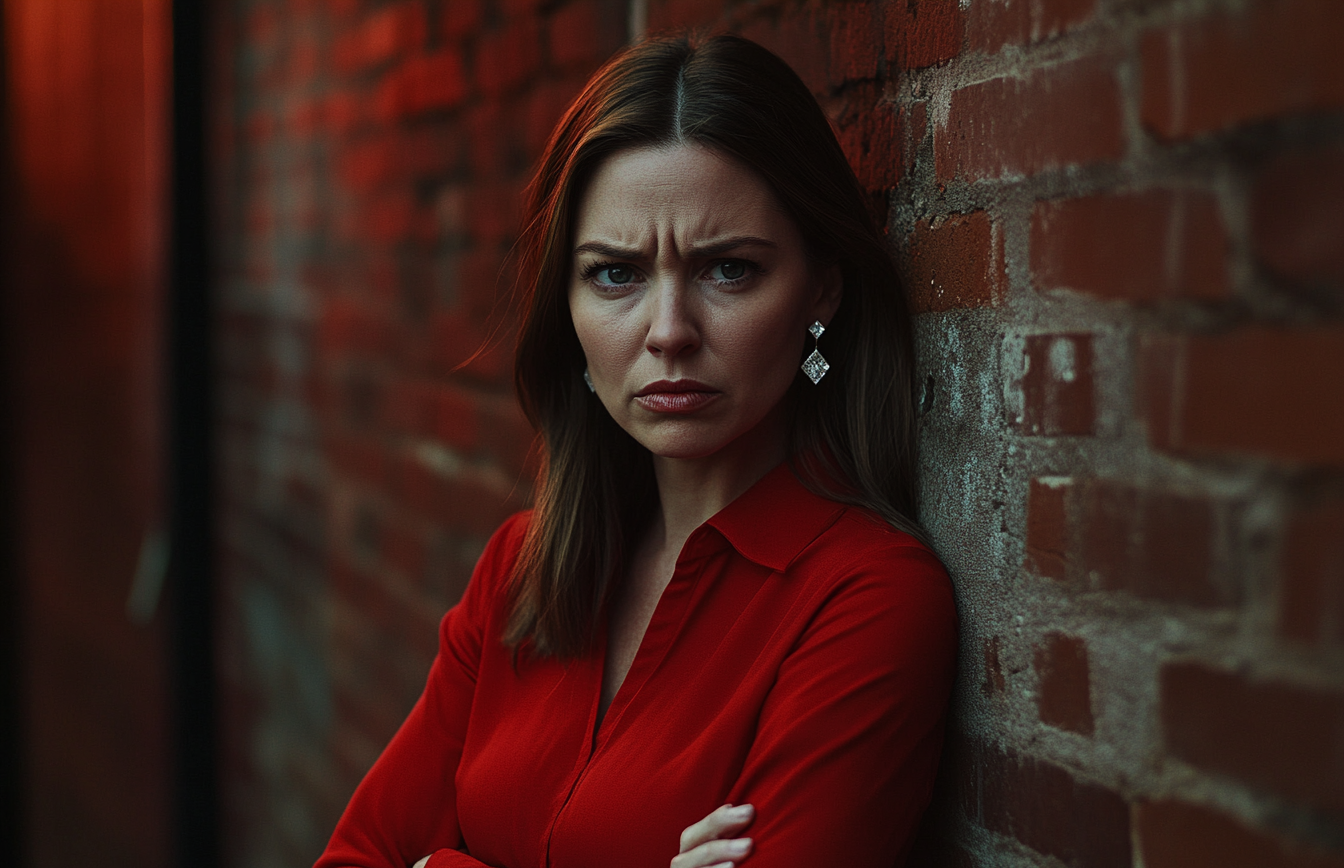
[{"left": 212, "top": 0, "right": 1344, "bottom": 865}]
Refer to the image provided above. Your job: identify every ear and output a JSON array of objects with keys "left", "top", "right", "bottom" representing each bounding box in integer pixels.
[{"left": 810, "top": 263, "right": 844, "bottom": 326}]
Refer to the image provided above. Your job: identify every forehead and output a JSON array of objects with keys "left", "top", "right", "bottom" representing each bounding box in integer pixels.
[{"left": 572, "top": 144, "right": 795, "bottom": 244}]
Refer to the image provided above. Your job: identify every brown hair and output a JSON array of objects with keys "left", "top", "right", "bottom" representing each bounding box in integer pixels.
[{"left": 507, "top": 33, "right": 923, "bottom": 658}]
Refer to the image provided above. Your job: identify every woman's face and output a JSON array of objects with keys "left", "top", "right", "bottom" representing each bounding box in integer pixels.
[{"left": 568, "top": 144, "right": 841, "bottom": 463}]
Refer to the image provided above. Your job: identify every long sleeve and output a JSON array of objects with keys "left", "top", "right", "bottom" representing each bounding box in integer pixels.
[
  {"left": 314, "top": 514, "right": 529, "bottom": 868},
  {"left": 724, "top": 543, "right": 957, "bottom": 867}
]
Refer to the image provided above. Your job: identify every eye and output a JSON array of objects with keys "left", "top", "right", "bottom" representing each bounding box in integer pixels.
[
  {"left": 580, "top": 262, "right": 640, "bottom": 287},
  {"left": 707, "top": 260, "right": 751, "bottom": 282},
  {"left": 598, "top": 265, "right": 635, "bottom": 285}
]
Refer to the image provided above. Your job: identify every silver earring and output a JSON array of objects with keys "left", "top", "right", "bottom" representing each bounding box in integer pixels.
[
  {"left": 802, "top": 321, "right": 829, "bottom": 384},
  {"left": 583, "top": 368, "right": 595, "bottom": 393}
]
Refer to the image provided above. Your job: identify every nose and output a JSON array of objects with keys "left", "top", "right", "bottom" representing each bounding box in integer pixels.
[{"left": 644, "top": 279, "right": 701, "bottom": 358}]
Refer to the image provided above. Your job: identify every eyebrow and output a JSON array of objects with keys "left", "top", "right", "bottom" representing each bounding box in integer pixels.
[{"left": 572, "top": 235, "right": 778, "bottom": 259}]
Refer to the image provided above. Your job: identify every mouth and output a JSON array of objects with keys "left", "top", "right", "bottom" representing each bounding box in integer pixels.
[{"left": 634, "top": 379, "right": 719, "bottom": 413}]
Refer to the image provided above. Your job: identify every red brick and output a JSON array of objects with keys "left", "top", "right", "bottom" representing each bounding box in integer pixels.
[
  {"left": 1025, "top": 476, "right": 1071, "bottom": 580},
  {"left": 336, "top": 134, "right": 400, "bottom": 194},
  {"left": 442, "top": 0, "right": 484, "bottom": 40},
  {"left": 402, "top": 125, "right": 465, "bottom": 180},
  {"left": 319, "top": 297, "right": 393, "bottom": 358},
  {"left": 1035, "top": 632, "right": 1094, "bottom": 735},
  {"left": 836, "top": 85, "right": 903, "bottom": 193},
  {"left": 1079, "top": 480, "right": 1224, "bottom": 608},
  {"left": 332, "top": 2, "right": 427, "bottom": 75},
  {"left": 938, "top": 54, "right": 1123, "bottom": 181},
  {"left": 1139, "top": 800, "right": 1344, "bottom": 868},
  {"left": 549, "top": 0, "right": 626, "bottom": 71},
  {"left": 884, "top": 0, "right": 964, "bottom": 70},
  {"left": 429, "top": 385, "right": 481, "bottom": 452},
  {"left": 360, "top": 192, "right": 416, "bottom": 245},
  {"left": 1251, "top": 144, "right": 1344, "bottom": 287},
  {"left": 324, "top": 90, "right": 365, "bottom": 135},
  {"left": 1032, "top": 189, "right": 1229, "bottom": 303},
  {"left": 828, "top": 3, "right": 883, "bottom": 85},
  {"left": 376, "top": 51, "right": 470, "bottom": 121},
  {"left": 477, "top": 19, "right": 542, "bottom": 98},
  {"left": 327, "top": 434, "right": 392, "bottom": 491},
  {"left": 1279, "top": 501, "right": 1344, "bottom": 649},
  {"left": 525, "top": 76, "right": 586, "bottom": 158},
  {"left": 1162, "top": 662, "right": 1344, "bottom": 817},
  {"left": 1140, "top": 328, "right": 1344, "bottom": 467},
  {"left": 969, "top": 0, "right": 1097, "bottom": 54},
  {"left": 1016, "top": 333, "right": 1094, "bottom": 436},
  {"left": 966, "top": 741, "right": 1131, "bottom": 868},
  {"left": 904, "top": 210, "right": 1004, "bottom": 312},
  {"left": 382, "top": 378, "right": 434, "bottom": 434},
  {"left": 646, "top": 0, "right": 725, "bottom": 32},
  {"left": 381, "top": 519, "right": 428, "bottom": 583},
  {"left": 1141, "top": 0, "right": 1344, "bottom": 141}
]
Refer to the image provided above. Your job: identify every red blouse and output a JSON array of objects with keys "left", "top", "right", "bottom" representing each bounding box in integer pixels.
[{"left": 316, "top": 462, "right": 957, "bottom": 868}]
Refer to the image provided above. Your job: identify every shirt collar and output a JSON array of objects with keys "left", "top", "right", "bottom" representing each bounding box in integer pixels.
[{"left": 704, "top": 460, "right": 847, "bottom": 573}]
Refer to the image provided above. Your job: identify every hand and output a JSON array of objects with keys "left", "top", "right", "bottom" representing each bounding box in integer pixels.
[{"left": 671, "top": 803, "right": 755, "bottom": 868}]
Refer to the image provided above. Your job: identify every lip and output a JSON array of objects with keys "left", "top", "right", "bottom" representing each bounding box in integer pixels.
[{"left": 635, "top": 379, "right": 719, "bottom": 413}]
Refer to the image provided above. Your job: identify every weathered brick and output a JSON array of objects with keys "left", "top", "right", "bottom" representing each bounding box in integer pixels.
[
  {"left": 828, "top": 3, "right": 883, "bottom": 85},
  {"left": 1140, "top": 328, "right": 1344, "bottom": 467},
  {"left": 1251, "top": 144, "right": 1344, "bottom": 288},
  {"left": 1035, "top": 632, "right": 1094, "bottom": 735},
  {"left": 1032, "top": 190, "right": 1229, "bottom": 303},
  {"left": 837, "top": 85, "right": 903, "bottom": 193},
  {"left": 1161, "top": 661, "right": 1344, "bottom": 817},
  {"left": 983, "top": 636, "right": 1007, "bottom": 695},
  {"left": 1279, "top": 501, "right": 1344, "bottom": 649},
  {"left": 1141, "top": 0, "right": 1344, "bottom": 141},
  {"left": 965, "top": 741, "right": 1131, "bottom": 868},
  {"left": 1079, "top": 479, "right": 1224, "bottom": 608},
  {"left": 884, "top": 0, "right": 964, "bottom": 70},
  {"left": 332, "top": 2, "right": 427, "bottom": 75},
  {"left": 938, "top": 54, "right": 1123, "bottom": 181},
  {"left": 1025, "top": 476, "right": 1071, "bottom": 580},
  {"left": 904, "top": 210, "right": 1003, "bottom": 312},
  {"left": 969, "top": 0, "right": 1097, "bottom": 54},
  {"left": 1016, "top": 333, "right": 1095, "bottom": 436},
  {"left": 1138, "top": 800, "right": 1344, "bottom": 868}
]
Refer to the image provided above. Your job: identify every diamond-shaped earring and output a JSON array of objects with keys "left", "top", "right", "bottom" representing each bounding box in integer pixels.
[
  {"left": 802, "top": 320, "right": 829, "bottom": 384},
  {"left": 583, "top": 368, "right": 595, "bottom": 393}
]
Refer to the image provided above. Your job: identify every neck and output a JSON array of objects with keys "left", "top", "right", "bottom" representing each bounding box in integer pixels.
[{"left": 647, "top": 408, "right": 789, "bottom": 555}]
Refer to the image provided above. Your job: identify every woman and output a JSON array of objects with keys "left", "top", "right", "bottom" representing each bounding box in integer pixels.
[{"left": 317, "top": 33, "right": 956, "bottom": 868}]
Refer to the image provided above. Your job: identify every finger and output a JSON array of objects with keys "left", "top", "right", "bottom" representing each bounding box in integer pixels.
[
  {"left": 671, "top": 836, "right": 753, "bottom": 868},
  {"left": 678, "top": 804, "right": 755, "bottom": 853}
]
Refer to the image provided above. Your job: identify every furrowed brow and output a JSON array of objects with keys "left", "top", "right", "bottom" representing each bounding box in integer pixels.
[
  {"left": 573, "top": 241, "right": 642, "bottom": 259},
  {"left": 687, "top": 236, "right": 777, "bottom": 258}
]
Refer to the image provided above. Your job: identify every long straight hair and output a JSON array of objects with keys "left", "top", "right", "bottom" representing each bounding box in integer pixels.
[{"left": 507, "top": 34, "right": 923, "bottom": 658}]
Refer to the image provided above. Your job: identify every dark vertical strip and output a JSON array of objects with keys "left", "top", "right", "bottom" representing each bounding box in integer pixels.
[
  {"left": 0, "top": 6, "right": 29, "bottom": 863},
  {"left": 170, "top": 1, "right": 218, "bottom": 866}
]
